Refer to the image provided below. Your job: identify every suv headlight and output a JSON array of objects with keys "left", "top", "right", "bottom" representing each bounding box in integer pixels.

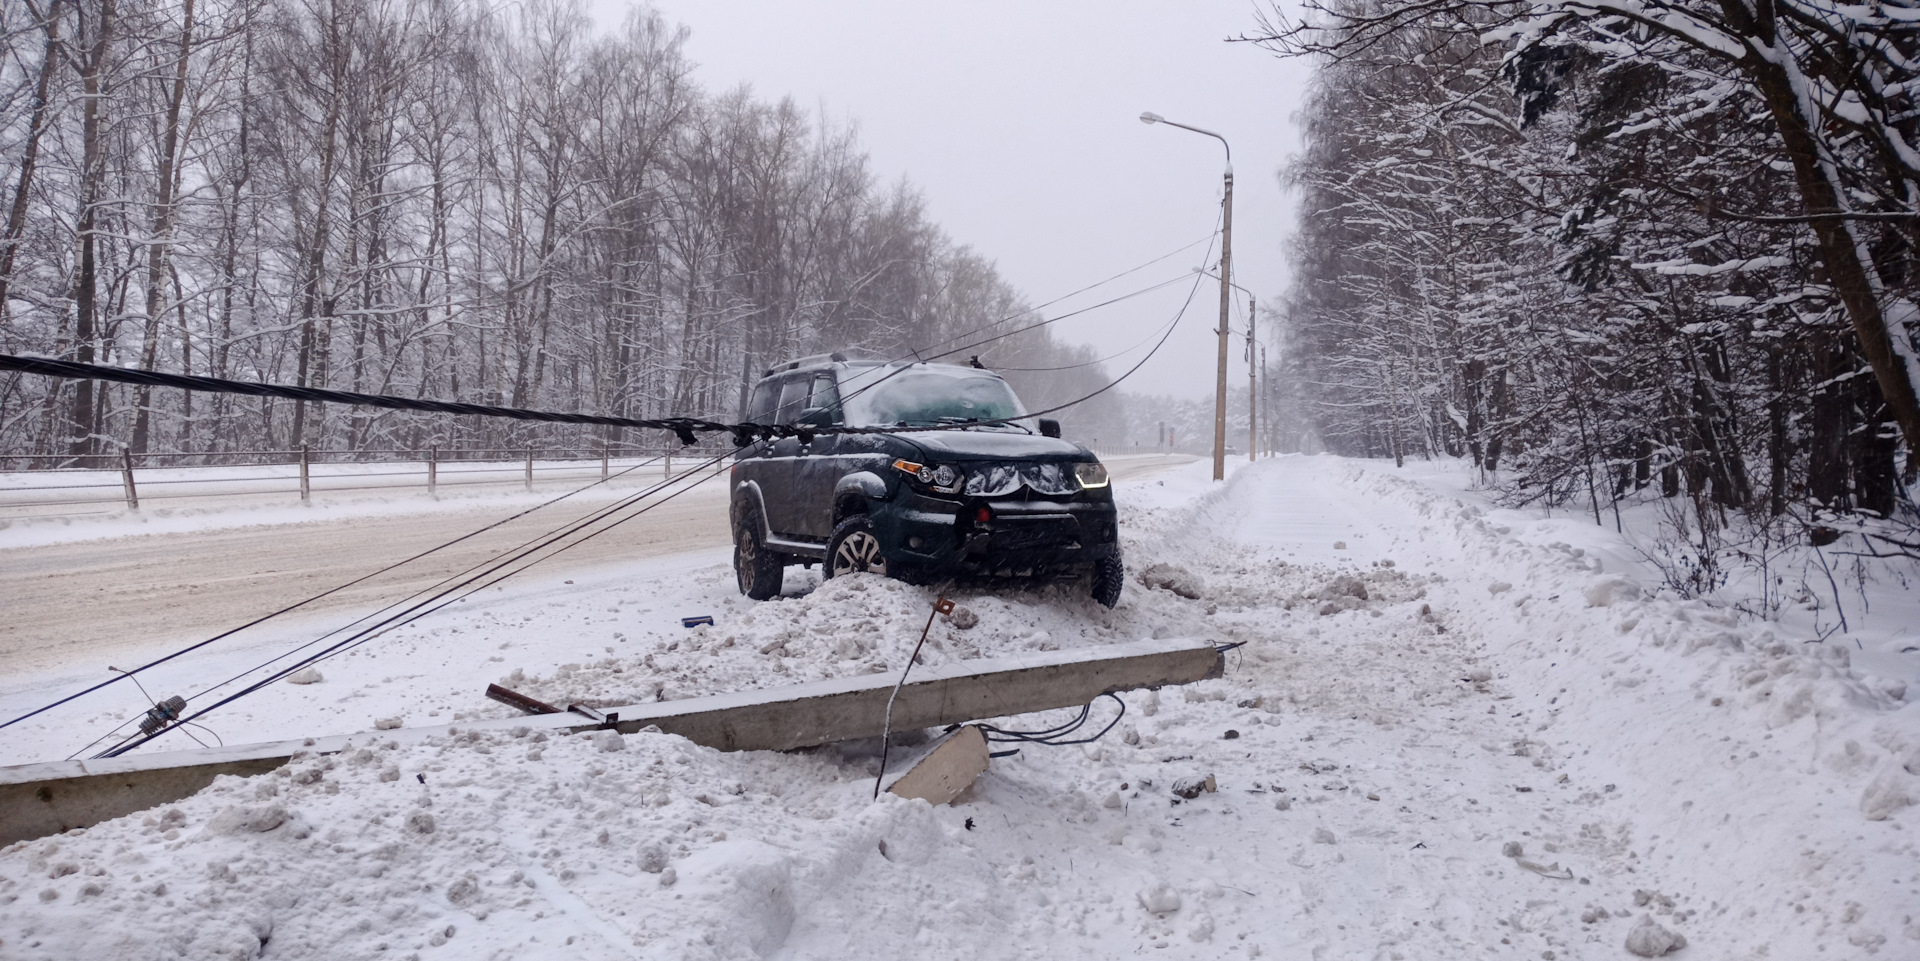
[
  {"left": 1074, "top": 461, "right": 1110, "bottom": 490},
  {"left": 893, "top": 459, "right": 964, "bottom": 494}
]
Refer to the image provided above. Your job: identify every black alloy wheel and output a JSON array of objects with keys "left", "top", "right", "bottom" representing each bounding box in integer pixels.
[
  {"left": 733, "top": 510, "right": 784, "bottom": 600},
  {"left": 825, "top": 515, "right": 888, "bottom": 579}
]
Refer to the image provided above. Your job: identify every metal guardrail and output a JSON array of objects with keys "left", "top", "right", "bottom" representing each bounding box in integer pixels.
[{"left": 0, "top": 445, "right": 733, "bottom": 518}]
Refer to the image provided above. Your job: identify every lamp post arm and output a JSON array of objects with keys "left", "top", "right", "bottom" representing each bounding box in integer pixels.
[
  {"left": 1143, "top": 113, "right": 1231, "bottom": 172},
  {"left": 1154, "top": 119, "right": 1231, "bottom": 172}
]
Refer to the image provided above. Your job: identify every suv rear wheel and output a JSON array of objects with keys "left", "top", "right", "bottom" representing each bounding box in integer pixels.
[
  {"left": 734, "top": 510, "right": 785, "bottom": 600},
  {"left": 825, "top": 515, "right": 887, "bottom": 579}
]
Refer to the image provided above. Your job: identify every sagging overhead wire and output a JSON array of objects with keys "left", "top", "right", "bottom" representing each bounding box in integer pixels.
[
  {"left": 829, "top": 213, "right": 1225, "bottom": 412},
  {"left": 89, "top": 450, "right": 733, "bottom": 758},
  {"left": 3, "top": 452, "right": 671, "bottom": 738},
  {"left": 58, "top": 454, "right": 687, "bottom": 757},
  {"left": 894, "top": 228, "right": 1219, "bottom": 365}
]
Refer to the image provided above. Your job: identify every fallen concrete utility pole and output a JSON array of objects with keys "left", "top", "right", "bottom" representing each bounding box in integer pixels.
[{"left": 0, "top": 636, "right": 1221, "bottom": 845}]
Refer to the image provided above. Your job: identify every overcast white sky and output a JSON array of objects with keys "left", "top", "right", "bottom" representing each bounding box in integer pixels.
[{"left": 585, "top": 1, "right": 1312, "bottom": 399}]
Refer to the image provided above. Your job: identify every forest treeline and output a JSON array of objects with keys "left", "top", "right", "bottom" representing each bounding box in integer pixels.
[
  {"left": 0, "top": 0, "right": 1130, "bottom": 461},
  {"left": 1260, "top": 0, "right": 1920, "bottom": 561}
]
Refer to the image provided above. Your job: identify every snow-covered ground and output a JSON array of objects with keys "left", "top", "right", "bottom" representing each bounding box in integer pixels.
[{"left": 2, "top": 455, "right": 1916, "bottom": 959}]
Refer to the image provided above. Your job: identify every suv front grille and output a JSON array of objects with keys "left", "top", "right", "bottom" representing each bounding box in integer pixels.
[{"left": 962, "top": 461, "right": 1078, "bottom": 497}]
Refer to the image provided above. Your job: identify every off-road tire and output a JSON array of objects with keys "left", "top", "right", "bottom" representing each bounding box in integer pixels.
[
  {"left": 825, "top": 515, "right": 888, "bottom": 579},
  {"left": 1091, "top": 554, "right": 1124, "bottom": 608},
  {"left": 733, "top": 510, "right": 784, "bottom": 600}
]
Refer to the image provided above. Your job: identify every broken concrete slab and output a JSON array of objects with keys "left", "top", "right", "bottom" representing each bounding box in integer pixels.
[{"left": 884, "top": 725, "right": 989, "bottom": 806}]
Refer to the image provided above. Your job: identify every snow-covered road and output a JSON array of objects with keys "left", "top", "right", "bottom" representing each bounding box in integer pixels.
[{"left": 2, "top": 455, "right": 1914, "bottom": 960}]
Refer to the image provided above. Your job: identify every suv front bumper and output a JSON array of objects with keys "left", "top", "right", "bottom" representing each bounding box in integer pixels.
[{"left": 871, "top": 489, "right": 1120, "bottom": 579}]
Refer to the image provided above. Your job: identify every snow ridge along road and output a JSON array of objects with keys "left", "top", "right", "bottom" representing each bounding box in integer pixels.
[{"left": 1, "top": 455, "right": 1914, "bottom": 959}]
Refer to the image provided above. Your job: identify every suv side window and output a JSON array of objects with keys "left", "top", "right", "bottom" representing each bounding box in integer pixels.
[
  {"left": 808, "top": 374, "right": 842, "bottom": 424},
  {"left": 773, "top": 376, "right": 811, "bottom": 424},
  {"left": 748, "top": 379, "right": 779, "bottom": 423}
]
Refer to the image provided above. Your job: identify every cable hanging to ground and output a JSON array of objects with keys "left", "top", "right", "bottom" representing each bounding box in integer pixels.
[
  {"left": 6, "top": 452, "right": 668, "bottom": 738},
  {"left": 89, "top": 450, "right": 734, "bottom": 758}
]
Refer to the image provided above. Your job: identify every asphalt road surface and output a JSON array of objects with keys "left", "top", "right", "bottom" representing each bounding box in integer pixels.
[{"left": 0, "top": 454, "right": 1193, "bottom": 677}]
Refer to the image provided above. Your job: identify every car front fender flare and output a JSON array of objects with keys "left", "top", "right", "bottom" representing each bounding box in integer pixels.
[
  {"left": 732, "top": 481, "right": 771, "bottom": 538},
  {"left": 833, "top": 471, "right": 888, "bottom": 520}
]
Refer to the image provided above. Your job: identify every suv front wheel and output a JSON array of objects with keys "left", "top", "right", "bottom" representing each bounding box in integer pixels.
[
  {"left": 825, "top": 515, "right": 888, "bottom": 579},
  {"left": 1091, "top": 554, "right": 1124, "bottom": 609},
  {"left": 733, "top": 509, "right": 785, "bottom": 600}
]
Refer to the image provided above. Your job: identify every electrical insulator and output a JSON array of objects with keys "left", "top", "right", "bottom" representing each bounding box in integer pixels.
[{"left": 139, "top": 695, "right": 187, "bottom": 736}]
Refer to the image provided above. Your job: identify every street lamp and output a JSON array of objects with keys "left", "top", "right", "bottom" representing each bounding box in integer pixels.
[{"left": 1140, "top": 110, "right": 1233, "bottom": 482}]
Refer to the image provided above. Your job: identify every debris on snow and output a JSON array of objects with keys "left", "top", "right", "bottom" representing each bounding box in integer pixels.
[
  {"left": 1859, "top": 770, "right": 1913, "bottom": 821},
  {"left": 944, "top": 604, "right": 979, "bottom": 629},
  {"left": 1137, "top": 882, "right": 1182, "bottom": 915},
  {"left": 204, "top": 803, "right": 289, "bottom": 835},
  {"left": 373, "top": 716, "right": 402, "bottom": 730},
  {"left": 593, "top": 730, "right": 627, "bottom": 753},
  {"left": 1583, "top": 576, "right": 1641, "bottom": 608},
  {"left": 285, "top": 667, "right": 323, "bottom": 685},
  {"left": 1171, "top": 775, "right": 1217, "bottom": 799},
  {"left": 1139, "top": 562, "right": 1205, "bottom": 599},
  {"left": 1320, "top": 574, "right": 1369, "bottom": 601},
  {"left": 1514, "top": 858, "right": 1574, "bottom": 880},
  {"left": 1624, "top": 916, "right": 1688, "bottom": 956}
]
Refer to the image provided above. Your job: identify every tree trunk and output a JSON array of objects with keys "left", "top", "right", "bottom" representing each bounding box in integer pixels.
[
  {"left": 0, "top": 0, "right": 65, "bottom": 326},
  {"left": 69, "top": 0, "right": 117, "bottom": 458},
  {"left": 1745, "top": 39, "right": 1920, "bottom": 466},
  {"left": 132, "top": 0, "right": 197, "bottom": 454}
]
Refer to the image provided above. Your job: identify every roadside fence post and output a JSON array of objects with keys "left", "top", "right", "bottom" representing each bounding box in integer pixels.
[
  {"left": 120, "top": 445, "right": 139, "bottom": 510},
  {"left": 664, "top": 448, "right": 671, "bottom": 478},
  {"left": 525, "top": 446, "right": 534, "bottom": 491},
  {"left": 428, "top": 446, "right": 438, "bottom": 495},
  {"left": 299, "top": 444, "right": 311, "bottom": 504}
]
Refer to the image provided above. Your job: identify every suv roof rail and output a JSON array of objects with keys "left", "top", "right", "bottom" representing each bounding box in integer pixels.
[{"left": 764, "top": 351, "right": 858, "bottom": 376}]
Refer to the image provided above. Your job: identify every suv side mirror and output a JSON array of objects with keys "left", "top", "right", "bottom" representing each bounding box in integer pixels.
[
  {"left": 1038, "top": 418, "right": 1061, "bottom": 438},
  {"left": 796, "top": 406, "right": 836, "bottom": 429}
]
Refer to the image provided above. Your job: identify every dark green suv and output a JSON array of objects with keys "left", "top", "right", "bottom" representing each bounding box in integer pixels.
[{"left": 729, "top": 354, "right": 1124, "bottom": 606}]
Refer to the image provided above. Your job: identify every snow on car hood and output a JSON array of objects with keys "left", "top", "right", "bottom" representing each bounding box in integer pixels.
[{"left": 901, "top": 431, "right": 1088, "bottom": 462}]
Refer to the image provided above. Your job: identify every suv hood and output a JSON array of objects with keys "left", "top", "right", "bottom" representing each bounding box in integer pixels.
[{"left": 900, "top": 431, "right": 1089, "bottom": 462}]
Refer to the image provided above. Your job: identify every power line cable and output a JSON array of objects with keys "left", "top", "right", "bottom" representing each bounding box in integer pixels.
[
  {"left": 827, "top": 215, "right": 1224, "bottom": 415},
  {"left": 7, "top": 453, "right": 668, "bottom": 737},
  {"left": 93, "top": 451, "right": 732, "bottom": 758}
]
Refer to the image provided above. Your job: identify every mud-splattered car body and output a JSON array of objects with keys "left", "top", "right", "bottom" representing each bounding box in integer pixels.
[{"left": 728, "top": 355, "right": 1123, "bottom": 605}]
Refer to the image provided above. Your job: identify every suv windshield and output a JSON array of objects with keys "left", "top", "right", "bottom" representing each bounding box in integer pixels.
[{"left": 841, "top": 366, "right": 1030, "bottom": 429}]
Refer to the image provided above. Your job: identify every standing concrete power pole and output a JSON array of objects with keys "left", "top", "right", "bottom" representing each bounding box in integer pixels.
[
  {"left": 1141, "top": 111, "right": 1233, "bottom": 482},
  {"left": 1247, "top": 295, "right": 1257, "bottom": 462}
]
